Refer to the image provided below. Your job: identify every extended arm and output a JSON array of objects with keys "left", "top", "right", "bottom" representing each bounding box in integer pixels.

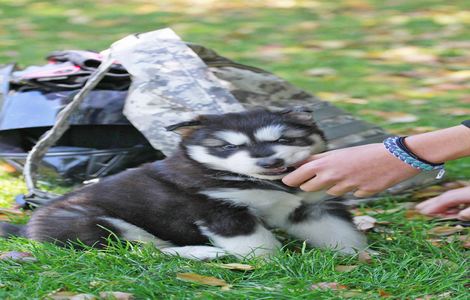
[{"left": 282, "top": 125, "right": 470, "bottom": 197}]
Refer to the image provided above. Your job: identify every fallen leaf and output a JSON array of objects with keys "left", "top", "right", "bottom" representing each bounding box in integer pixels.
[
  {"left": 427, "top": 238, "right": 444, "bottom": 247},
  {"left": 359, "top": 110, "right": 419, "bottom": 123},
  {"left": 214, "top": 263, "right": 255, "bottom": 271},
  {"left": 428, "top": 225, "right": 464, "bottom": 236},
  {"left": 353, "top": 215, "right": 377, "bottom": 231},
  {"left": 48, "top": 291, "right": 96, "bottom": 300},
  {"left": 0, "top": 251, "right": 37, "bottom": 263},
  {"left": 368, "top": 47, "right": 437, "bottom": 63},
  {"left": 415, "top": 296, "right": 433, "bottom": 300},
  {"left": 310, "top": 282, "right": 348, "bottom": 291},
  {"left": 378, "top": 289, "right": 391, "bottom": 297},
  {"left": 459, "top": 236, "right": 470, "bottom": 249},
  {"left": 305, "top": 67, "right": 337, "bottom": 77},
  {"left": 176, "top": 273, "right": 230, "bottom": 288},
  {"left": 440, "top": 108, "right": 470, "bottom": 116},
  {"left": 405, "top": 209, "right": 431, "bottom": 220},
  {"left": 427, "top": 259, "right": 459, "bottom": 270},
  {"left": 341, "top": 290, "right": 365, "bottom": 298},
  {"left": 335, "top": 265, "right": 358, "bottom": 272},
  {"left": 305, "top": 40, "right": 349, "bottom": 49},
  {"left": 255, "top": 45, "right": 286, "bottom": 60},
  {"left": 358, "top": 251, "right": 373, "bottom": 264},
  {"left": 443, "top": 180, "right": 470, "bottom": 189},
  {"left": 99, "top": 291, "right": 135, "bottom": 300}
]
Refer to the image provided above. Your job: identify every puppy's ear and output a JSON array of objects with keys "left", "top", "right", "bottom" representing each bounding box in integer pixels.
[
  {"left": 279, "top": 106, "right": 313, "bottom": 124},
  {"left": 165, "top": 117, "right": 205, "bottom": 136}
]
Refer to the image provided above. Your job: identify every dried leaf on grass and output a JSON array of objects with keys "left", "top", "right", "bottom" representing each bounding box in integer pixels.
[
  {"left": 335, "top": 265, "right": 358, "bottom": 272},
  {"left": 459, "top": 236, "right": 470, "bottom": 249},
  {"left": 47, "top": 291, "right": 96, "bottom": 300},
  {"left": 359, "top": 110, "right": 419, "bottom": 123},
  {"left": 405, "top": 209, "right": 431, "bottom": 220},
  {"left": 440, "top": 108, "right": 470, "bottom": 116},
  {"left": 368, "top": 47, "right": 438, "bottom": 63},
  {"left": 358, "top": 251, "right": 373, "bottom": 264},
  {"left": 213, "top": 263, "right": 254, "bottom": 271},
  {"left": 176, "top": 272, "right": 230, "bottom": 289},
  {"left": 310, "top": 282, "right": 347, "bottom": 291},
  {"left": 0, "top": 251, "right": 37, "bottom": 263},
  {"left": 305, "top": 67, "right": 337, "bottom": 77},
  {"left": 426, "top": 259, "right": 459, "bottom": 270},
  {"left": 378, "top": 289, "right": 392, "bottom": 297},
  {"left": 428, "top": 225, "right": 464, "bottom": 236},
  {"left": 353, "top": 215, "right": 377, "bottom": 231},
  {"left": 99, "top": 291, "right": 135, "bottom": 300}
]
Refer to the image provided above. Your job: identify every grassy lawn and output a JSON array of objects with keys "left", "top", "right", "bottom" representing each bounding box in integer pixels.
[{"left": 0, "top": 0, "right": 469, "bottom": 299}]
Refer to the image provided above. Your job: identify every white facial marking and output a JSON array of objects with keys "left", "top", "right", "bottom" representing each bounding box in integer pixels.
[
  {"left": 201, "top": 138, "right": 225, "bottom": 147},
  {"left": 100, "top": 217, "right": 174, "bottom": 248},
  {"left": 285, "top": 215, "right": 367, "bottom": 254},
  {"left": 188, "top": 145, "right": 264, "bottom": 175},
  {"left": 214, "top": 130, "right": 250, "bottom": 146},
  {"left": 254, "top": 124, "right": 285, "bottom": 142},
  {"left": 201, "top": 188, "right": 302, "bottom": 227},
  {"left": 197, "top": 223, "right": 281, "bottom": 258}
]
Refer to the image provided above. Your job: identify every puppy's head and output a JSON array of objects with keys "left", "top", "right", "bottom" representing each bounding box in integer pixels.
[{"left": 166, "top": 108, "right": 326, "bottom": 180}]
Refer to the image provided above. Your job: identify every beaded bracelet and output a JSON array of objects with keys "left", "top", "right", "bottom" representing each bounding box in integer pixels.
[{"left": 383, "top": 136, "right": 446, "bottom": 179}]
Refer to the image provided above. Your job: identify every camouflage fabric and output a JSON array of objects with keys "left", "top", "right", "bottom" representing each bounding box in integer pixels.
[
  {"left": 16, "top": 27, "right": 439, "bottom": 203},
  {"left": 110, "top": 29, "right": 244, "bottom": 155},
  {"left": 109, "top": 29, "right": 438, "bottom": 197}
]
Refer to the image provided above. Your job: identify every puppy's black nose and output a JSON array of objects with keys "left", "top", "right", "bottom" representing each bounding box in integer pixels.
[{"left": 256, "top": 158, "right": 285, "bottom": 169}]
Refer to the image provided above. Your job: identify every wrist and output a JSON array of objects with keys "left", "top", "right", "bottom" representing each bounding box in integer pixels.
[{"left": 404, "top": 125, "right": 470, "bottom": 163}]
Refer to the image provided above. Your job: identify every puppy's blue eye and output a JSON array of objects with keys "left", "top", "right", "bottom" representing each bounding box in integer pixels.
[{"left": 221, "top": 144, "right": 238, "bottom": 150}]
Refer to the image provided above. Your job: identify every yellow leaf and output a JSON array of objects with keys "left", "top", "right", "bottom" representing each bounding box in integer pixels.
[
  {"left": 214, "top": 263, "right": 255, "bottom": 271},
  {"left": 428, "top": 225, "right": 464, "bottom": 236},
  {"left": 369, "top": 47, "right": 437, "bottom": 63},
  {"left": 335, "top": 265, "right": 358, "bottom": 272},
  {"left": 99, "top": 291, "right": 135, "bottom": 300},
  {"left": 176, "top": 273, "right": 229, "bottom": 288}
]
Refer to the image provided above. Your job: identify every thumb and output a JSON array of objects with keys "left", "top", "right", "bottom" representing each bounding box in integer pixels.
[{"left": 295, "top": 151, "right": 332, "bottom": 166}]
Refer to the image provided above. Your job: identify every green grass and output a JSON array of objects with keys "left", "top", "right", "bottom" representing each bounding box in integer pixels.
[{"left": 0, "top": 0, "right": 469, "bottom": 299}]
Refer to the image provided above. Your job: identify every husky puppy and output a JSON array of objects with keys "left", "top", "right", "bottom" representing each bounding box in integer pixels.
[{"left": 0, "top": 108, "right": 366, "bottom": 260}]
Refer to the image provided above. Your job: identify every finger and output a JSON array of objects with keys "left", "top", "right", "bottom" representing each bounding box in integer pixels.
[
  {"left": 282, "top": 161, "right": 320, "bottom": 187},
  {"left": 457, "top": 206, "right": 470, "bottom": 221},
  {"left": 416, "top": 187, "right": 470, "bottom": 210},
  {"left": 415, "top": 196, "right": 442, "bottom": 210},
  {"left": 299, "top": 177, "right": 335, "bottom": 192},
  {"left": 353, "top": 189, "right": 379, "bottom": 198},
  {"left": 417, "top": 196, "right": 470, "bottom": 215},
  {"left": 326, "top": 183, "right": 357, "bottom": 197}
]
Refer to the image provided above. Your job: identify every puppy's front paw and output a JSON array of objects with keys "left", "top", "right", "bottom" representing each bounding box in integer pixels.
[{"left": 161, "top": 246, "right": 227, "bottom": 261}]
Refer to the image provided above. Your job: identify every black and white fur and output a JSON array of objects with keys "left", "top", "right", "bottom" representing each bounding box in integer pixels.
[{"left": 0, "top": 108, "right": 366, "bottom": 260}]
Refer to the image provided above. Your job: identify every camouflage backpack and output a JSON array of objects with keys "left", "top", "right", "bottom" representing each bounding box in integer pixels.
[{"left": 0, "top": 28, "right": 439, "bottom": 206}]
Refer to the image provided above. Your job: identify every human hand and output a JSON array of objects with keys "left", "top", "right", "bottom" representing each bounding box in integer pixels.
[
  {"left": 415, "top": 186, "right": 470, "bottom": 221},
  {"left": 282, "top": 143, "right": 420, "bottom": 197}
]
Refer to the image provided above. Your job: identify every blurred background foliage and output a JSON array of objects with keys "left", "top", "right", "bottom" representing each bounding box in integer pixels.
[{"left": 0, "top": 0, "right": 469, "bottom": 206}]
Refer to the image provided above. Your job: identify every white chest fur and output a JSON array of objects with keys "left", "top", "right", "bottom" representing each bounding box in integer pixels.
[{"left": 200, "top": 188, "right": 303, "bottom": 227}]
